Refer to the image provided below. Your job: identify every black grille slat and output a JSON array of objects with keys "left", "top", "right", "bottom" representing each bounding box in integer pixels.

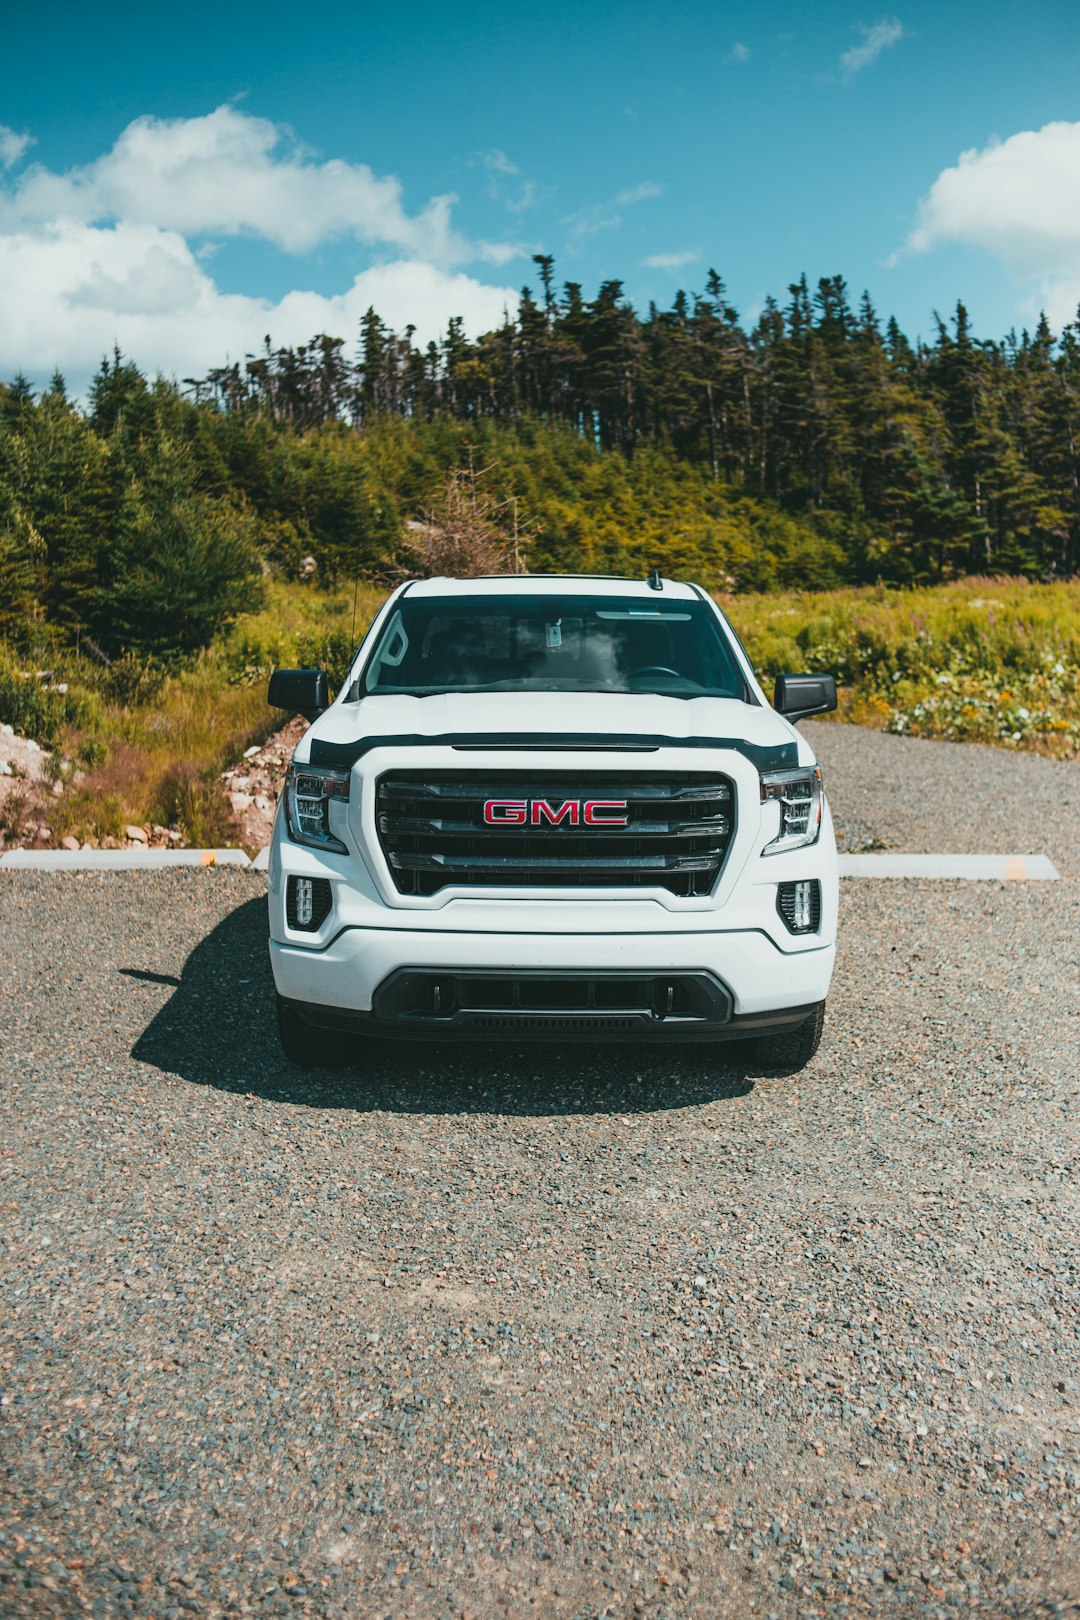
[
  {"left": 469, "top": 1015, "right": 643, "bottom": 1031},
  {"left": 389, "top": 852, "right": 723, "bottom": 873},
  {"left": 376, "top": 770, "right": 735, "bottom": 897},
  {"left": 372, "top": 967, "right": 733, "bottom": 1026}
]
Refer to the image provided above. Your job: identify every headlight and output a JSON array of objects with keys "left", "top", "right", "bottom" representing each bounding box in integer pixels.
[
  {"left": 760, "top": 766, "right": 822, "bottom": 854},
  {"left": 283, "top": 763, "right": 351, "bottom": 854}
]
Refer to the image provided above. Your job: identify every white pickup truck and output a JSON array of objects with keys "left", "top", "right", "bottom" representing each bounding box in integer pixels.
[{"left": 266, "top": 573, "right": 839, "bottom": 1070}]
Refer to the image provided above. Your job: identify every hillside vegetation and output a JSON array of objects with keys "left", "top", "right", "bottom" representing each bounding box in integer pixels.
[
  {"left": 2, "top": 577, "right": 1075, "bottom": 851},
  {"left": 1, "top": 263, "right": 1078, "bottom": 844}
]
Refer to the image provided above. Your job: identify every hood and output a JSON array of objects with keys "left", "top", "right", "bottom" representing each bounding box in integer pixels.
[{"left": 300, "top": 691, "right": 806, "bottom": 772}]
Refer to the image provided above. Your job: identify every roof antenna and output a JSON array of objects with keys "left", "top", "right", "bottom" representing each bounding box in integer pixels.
[{"left": 647, "top": 566, "right": 664, "bottom": 592}]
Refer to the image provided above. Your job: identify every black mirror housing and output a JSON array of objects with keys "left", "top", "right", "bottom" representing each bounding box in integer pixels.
[
  {"left": 774, "top": 672, "right": 838, "bottom": 722},
  {"left": 268, "top": 668, "right": 330, "bottom": 722}
]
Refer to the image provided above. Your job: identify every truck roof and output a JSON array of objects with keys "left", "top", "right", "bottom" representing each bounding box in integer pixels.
[{"left": 404, "top": 574, "right": 699, "bottom": 601}]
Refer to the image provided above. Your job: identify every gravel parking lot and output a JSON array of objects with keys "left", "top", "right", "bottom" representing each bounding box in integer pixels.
[{"left": 1, "top": 726, "right": 1077, "bottom": 1619}]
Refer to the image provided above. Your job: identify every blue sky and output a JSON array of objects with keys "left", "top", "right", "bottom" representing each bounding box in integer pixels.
[{"left": 2, "top": 0, "right": 1079, "bottom": 393}]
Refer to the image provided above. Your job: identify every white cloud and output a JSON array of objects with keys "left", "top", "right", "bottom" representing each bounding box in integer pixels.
[
  {"left": 0, "top": 108, "right": 526, "bottom": 396},
  {"left": 643, "top": 250, "right": 699, "bottom": 271},
  {"left": 475, "top": 238, "right": 536, "bottom": 267},
  {"left": 1, "top": 105, "right": 469, "bottom": 262},
  {"left": 906, "top": 122, "right": 1080, "bottom": 276},
  {"left": 505, "top": 183, "right": 537, "bottom": 216},
  {"left": 902, "top": 121, "right": 1080, "bottom": 330},
  {"left": 479, "top": 147, "right": 538, "bottom": 215},
  {"left": 0, "top": 126, "right": 32, "bottom": 169},
  {"left": 0, "top": 222, "right": 518, "bottom": 399},
  {"left": 727, "top": 42, "right": 751, "bottom": 63},
  {"left": 615, "top": 182, "right": 663, "bottom": 207},
  {"left": 483, "top": 148, "right": 519, "bottom": 179},
  {"left": 840, "top": 18, "right": 903, "bottom": 76},
  {"left": 565, "top": 182, "right": 663, "bottom": 238}
]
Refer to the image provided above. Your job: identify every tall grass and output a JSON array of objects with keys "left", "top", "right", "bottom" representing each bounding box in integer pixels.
[{"left": 725, "top": 578, "right": 1080, "bottom": 756}]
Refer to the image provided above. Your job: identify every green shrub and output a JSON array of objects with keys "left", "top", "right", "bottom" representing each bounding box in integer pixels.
[
  {"left": 0, "top": 644, "right": 103, "bottom": 747},
  {"left": 91, "top": 652, "right": 167, "bottom": 707},
  {"left": 293, "top": 629, "right": 356, "bottom": 689}
]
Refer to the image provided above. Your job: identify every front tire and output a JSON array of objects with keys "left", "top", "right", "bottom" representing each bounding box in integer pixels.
[
  {"left": 755, "top": 1001, "right": 825, "bottom": 1074},
  {"left": 276, "top": 994, "right": 341, "bottom": 1068}
]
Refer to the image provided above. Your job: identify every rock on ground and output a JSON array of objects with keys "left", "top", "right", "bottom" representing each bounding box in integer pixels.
[
  {"left": 221, "top": 716, "right": 307, "bottom": 851},
  {"left": 0, "top": 725, "right": 54, "bottom": 846}
]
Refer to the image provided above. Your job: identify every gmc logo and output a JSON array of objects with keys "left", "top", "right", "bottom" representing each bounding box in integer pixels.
[{"left": 483, "top": 798, "right": 629, "bottom": 828}]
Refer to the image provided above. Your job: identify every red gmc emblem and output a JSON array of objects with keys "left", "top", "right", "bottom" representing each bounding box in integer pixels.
[{"left": 483, "top": 798, "right": 629, "bottom": 827}]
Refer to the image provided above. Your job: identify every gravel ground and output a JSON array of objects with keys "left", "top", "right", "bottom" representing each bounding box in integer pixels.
[
  {"left": 804, "top": 722, "right": 1080, "bottom": 879},
  {"left": 1, "top": 726, "right": 1077, "bottom": 1619}
]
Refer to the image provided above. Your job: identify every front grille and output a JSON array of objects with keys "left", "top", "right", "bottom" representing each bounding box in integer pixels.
[
  {"left": 376, "top": 770, "right": 734, "bottom": 896},
  {"left": 471, "top": 1014, "right": 643, "bottom": 1032},
  {"left": 372, "top": 969, "right": 733, "bottom": 1029}
]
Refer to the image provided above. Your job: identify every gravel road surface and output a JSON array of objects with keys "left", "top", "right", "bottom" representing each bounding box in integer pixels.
[
  {"left": 805, "top": 721, "right": 1080, "bottom": 879},
  {"left": 1, "top": 725, "right": 1077, "bottom": 1619}
]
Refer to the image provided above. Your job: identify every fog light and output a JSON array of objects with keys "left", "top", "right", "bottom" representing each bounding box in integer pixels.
[
  {"left": 777, "top": 879, "right": 821, "bottom": 934},
  {"left": 286, "top": 875, "right": 332, "bottom": 931}
]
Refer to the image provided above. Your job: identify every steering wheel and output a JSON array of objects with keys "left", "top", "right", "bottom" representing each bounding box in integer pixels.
[{"left": 631, "top": 665, "right": 681, "bottom": 679}]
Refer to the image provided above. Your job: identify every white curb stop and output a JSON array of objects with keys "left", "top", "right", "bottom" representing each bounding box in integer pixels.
[
  {"left": 838, "top": 853, "right": 1059, "bottom": 880},
  {"left": 0, "top": 848, "right": 252, "bottom": 870}
]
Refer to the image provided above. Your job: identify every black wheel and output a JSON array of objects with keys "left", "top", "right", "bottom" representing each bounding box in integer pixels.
[
  {"left": 755, "top": 1001, "right": 825, "bottom": 1074},
  {"left": 276, "top": 994, "right": 342, "bottom": 1068}
]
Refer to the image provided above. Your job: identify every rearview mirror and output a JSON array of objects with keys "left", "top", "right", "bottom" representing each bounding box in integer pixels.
[
  {"left": 773, "top": 673, "right": 838, "bottom": 722},
  {"left": 268, "top": 668, "right": 330, "bottom": 722}
]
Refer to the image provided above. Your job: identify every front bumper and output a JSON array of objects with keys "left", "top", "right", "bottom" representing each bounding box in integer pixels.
[
  {"left": 278, "top": 976, "right": 821, "bottom": 1045},
  {"left": 269, "top": 922, "right": 835, "bottom": 1039}
]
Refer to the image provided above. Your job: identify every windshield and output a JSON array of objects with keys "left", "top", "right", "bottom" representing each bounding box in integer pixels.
[{"left": 357, "top": 593, "right": 749, "bottom": 701}]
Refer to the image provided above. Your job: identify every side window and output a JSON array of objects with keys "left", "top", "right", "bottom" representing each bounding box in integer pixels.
[{"left": 367, "top": 611, "right": 409, "bottom": 685}]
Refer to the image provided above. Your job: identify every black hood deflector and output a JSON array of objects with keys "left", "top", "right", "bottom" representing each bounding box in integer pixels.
[{"left": 309, "top": 731, "right": 798, "bottom": 772}]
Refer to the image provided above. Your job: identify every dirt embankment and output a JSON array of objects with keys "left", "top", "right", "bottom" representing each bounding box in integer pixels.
[
  {"left": 219, "top": 716, "right": 307, "bottom": 850},
  {"left": 0, "top": 717, "right": 305, "bottom": 854},
  {"left": 0, "top": 725, "right": 79, "bottom": 851}
]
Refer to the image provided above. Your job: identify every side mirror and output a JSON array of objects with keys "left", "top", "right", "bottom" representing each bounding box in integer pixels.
[
  {"left": 268, "top": 668, "right": 330, "bottom": 722},
  {"left": 774, "top": 672, "right": 838, "bottom": 722}
]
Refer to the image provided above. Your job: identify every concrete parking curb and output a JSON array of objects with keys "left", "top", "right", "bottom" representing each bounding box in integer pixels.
[
  {"left": 0, "top": 848, "right": 252, "bottom": 870},
  {"left": 837, "top": 852, "right": 1059, "bottom": 880}
]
